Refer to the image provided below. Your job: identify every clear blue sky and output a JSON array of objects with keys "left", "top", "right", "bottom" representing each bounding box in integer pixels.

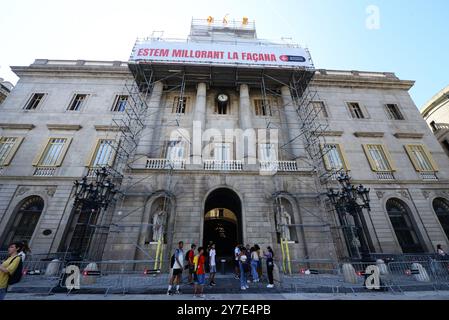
[{"left": 0, "top": 0, "right": 447, "bottom": 108}]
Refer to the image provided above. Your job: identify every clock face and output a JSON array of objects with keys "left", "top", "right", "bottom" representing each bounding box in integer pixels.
[{"left": 217, "top": 94, "right": 228, "bottom": 102}]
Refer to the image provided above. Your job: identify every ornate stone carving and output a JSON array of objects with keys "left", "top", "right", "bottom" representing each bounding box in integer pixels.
[
  {"left": 422, "top": 191, "right": 431, "bottom": 199},
  {"left": 376, "top": 191, "right": 385, "bottom": 199},
  {"left": 45, "top": 187, "right": 57, "bottom": 197},
  {"left": 17, "top": 187, "right": 30, "bottom": 196},
  {"left": 399, "top": 190, "right": 410, "bottom": 199}
]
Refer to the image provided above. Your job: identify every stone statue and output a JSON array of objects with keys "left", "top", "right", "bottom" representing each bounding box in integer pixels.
[
  {"left": 277, "top": 205, "right": 292, "bottom": 241},
  {"left": 152, "top": 208, "right": 166, "bottom": 242}
]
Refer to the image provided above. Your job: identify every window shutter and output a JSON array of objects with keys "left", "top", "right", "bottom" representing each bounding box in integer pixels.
[
  {"left": 404, "top": 145, "right": 421, "bottom": 172},
  {"left": 2, "top": 137, "right": 24, "bottom": 166},
  {"left": 338, "top": 144, "right": 350, "bottom": 171},
  {"left": 85, "top": 139, "right": 101, "bottom": 167},
  {"left": 160, "top": 141, "right": 168, "bottom": 158},
  {"left": 422, "top": 144, "right": 439, "bottom": 172},
  {"left": 32, "top": 138, "right": 51, "bottom": 166},
  {"left": 55, "top": 137, "right": 73, "bottom": 167},
  {"left": 320, "top": 144, "right": 331, "bottom": 171},
  {"left": 108, "top": 140, "right": 118, "bottom": 166},
  {"left": 362, "top": 144, "right": 378, "bottom": 172},
  {"left": 382, "top": 144, "right": 396, "bottom": 172}
]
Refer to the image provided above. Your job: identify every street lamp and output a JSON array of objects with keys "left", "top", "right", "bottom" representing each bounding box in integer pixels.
[
  {"left": 71, "top": 167, "right": 118, "bottom": 260},
  {"left": 327, "top": 172, "right": 372, "bottom": 261}
]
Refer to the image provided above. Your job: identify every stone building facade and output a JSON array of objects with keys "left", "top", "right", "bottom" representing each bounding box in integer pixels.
[
  {"left": 1, "top": 22, "right": 449, "bottom": 266},
  {"left": 0, "top": 78, "right": 13, "bottom": 105}
]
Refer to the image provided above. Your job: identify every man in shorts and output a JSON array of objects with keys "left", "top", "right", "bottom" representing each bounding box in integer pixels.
[
  {"left": 167, "top": 241, "right": 184, "bottom": 295},
  {"left": 193, "top": 246, "right": 206, "bottom": 298}
]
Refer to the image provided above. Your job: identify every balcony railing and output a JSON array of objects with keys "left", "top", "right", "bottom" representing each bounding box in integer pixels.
[
  {"left": 420, "top": 172, "right": 438, "bottom": 181},
  {"left": 33, "top": 167, "right": 56, "bottom": 177},
  {"left": 376, "top": 171, "right": 395, "bottom": 180},
  {"left": 146, "top": 159, "right": 186, "bottom": 170},
  {"left": 259, "top": 161, "right": 298, "bottom": 172},
  {"left": 204, "top": 160, "right": 243, "bottom": 171}
]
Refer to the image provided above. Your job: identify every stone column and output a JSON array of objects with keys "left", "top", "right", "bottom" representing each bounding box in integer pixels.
[
  {"left": 192, "top": 83, "right": 207, "bottom": 164},
  {"left": 281, "top": 86, "right": 303, "bottom": 160},
  {"left": 134, "top": 81, "right": 164, "bottom": 165},
  {"left": 239, "top": 84, "right": 256, "bottom": 164}
]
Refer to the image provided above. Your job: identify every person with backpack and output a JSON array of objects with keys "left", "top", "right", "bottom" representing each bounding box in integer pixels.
[
  {"left": 239, "top": 247, "right": 250, "bottom": 290},
  {"left": 167, "top": 241, "right": 184, "bottom": 296},
  {"left": 186, "top": 244, "right": 196, "bottom": 285},
  {"left": 0, "top": 242, "right": 23, "bottom": 300},
  {"left": 193, "top": 247, "right": 206, "bottom": 298}
]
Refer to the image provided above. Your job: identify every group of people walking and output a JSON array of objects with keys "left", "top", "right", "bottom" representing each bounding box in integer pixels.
[
  {"left": 233, "top": 244, "right": 275, "bottom": 290},
  {"left": 167, "top": 241, "right": 276, "bottom": 298}
]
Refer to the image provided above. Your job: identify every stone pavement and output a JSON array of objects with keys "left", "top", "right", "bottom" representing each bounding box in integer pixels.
[{"left": 4, "top": 291, "right": 449, "bottom": 300}]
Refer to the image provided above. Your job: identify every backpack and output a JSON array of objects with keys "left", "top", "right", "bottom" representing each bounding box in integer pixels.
[
  {"left": 7, "top": 256, "right": 23, "bottom": 286},
  {"left": 170, "top": 254, "right": 175, "bottom": 268},
  {"left": 185, "top": 250, "right": 192, "bottom": 262}
]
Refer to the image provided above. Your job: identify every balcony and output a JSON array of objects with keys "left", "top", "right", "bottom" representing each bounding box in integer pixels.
[
  {"left": 204, "top": 160, "right": 243, "bottom": 171},
  {"left": 33, "top": 167, "right": 56, "bottom": 177},
  {"left": 259, "top": 161, "right": 298, "bottom": 172},
  {"left": 420, "top": 172, "right": 438, "bottom": 181},
  {"left": 376, "top": 171, "right": 395, "bottom": 181},
  {"left": 146, "top": 159, "right": 186, "bottom": 170}
]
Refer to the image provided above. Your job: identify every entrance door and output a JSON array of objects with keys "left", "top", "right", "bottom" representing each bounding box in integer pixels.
[{"left": 203, "top": 188, "right": 242, "bottom": 268}]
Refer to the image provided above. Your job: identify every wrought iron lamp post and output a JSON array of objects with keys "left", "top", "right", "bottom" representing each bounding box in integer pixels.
[
  {"left": 71, "top": 167, "right": 118, "bottom": 260},
  {"left": 327, "top": 172, "right": 372, "bottom": 261}
]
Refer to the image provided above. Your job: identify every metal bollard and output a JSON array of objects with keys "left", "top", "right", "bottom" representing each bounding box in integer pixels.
[{"left": 220, "top": 259, "right": 226, "bottom": 275}]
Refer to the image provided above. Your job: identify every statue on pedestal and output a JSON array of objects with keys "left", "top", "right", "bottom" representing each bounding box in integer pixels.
[
  {"left": 276, "top": 205, "right": 292, "bottom": 241},
  {"left": 152, "top": 208, "right": 166, "bottom": 242}
]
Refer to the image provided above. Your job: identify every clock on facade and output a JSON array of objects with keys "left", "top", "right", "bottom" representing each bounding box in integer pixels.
[{"left": 217, "top": 94, "right": 229, "bottom": 102}]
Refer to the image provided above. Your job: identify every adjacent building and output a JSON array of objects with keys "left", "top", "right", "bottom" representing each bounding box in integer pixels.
[
  {"left": 0, "top": 78, "right": 13, "bottom": 105},
  {"left": 1, "top": 20, "right": 449, "bottom": 267}
]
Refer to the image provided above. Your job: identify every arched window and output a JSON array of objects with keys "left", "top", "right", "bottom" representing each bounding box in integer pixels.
[
  {"left": 2, "top": 196, "right": 44, "bottom": 249},
  {"left": 433, "top": 198, "right": 449, "bottom": 240},
  {"left": 386, "top": 198, "right": 424, "bottom": 253}
]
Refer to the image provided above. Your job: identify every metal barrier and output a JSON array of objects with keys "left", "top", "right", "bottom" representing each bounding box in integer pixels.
[
  {"left": 9, "top": 260, "right": 64, "bottom": 295},
  {"left": 60, "top": 260, "right": 170, "bottom": 296}
]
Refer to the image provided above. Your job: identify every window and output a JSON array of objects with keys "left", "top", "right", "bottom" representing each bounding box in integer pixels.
[
  {"left": 111, "top": 95, "right": 128, "bottom": 112},
  {"left": 0, "top": 137, "right": 24, "bottom": 166},
  {"left": 172, "top": 97, "right": 188, "bottom": 114},
  {"left": 442, "top": 140, "right": 449, "bottom": 154},
  {"left": 24, "top": 93, "right": 45, "bottom": 110},
  {"left": 386, "top": 198, "right": 424, "bottom": 253},
  {"left": 213, "top": 143, "right": 232, "bottom": 161},
  {"left": 259, "top": 143, "right": 278, "bottom": 162},
  {"left": 1, "top": 196, "right": 44, "bottom": 249},
  {"left": 311, "top": 101, "right": 328, "bottom": 119},
  {"left": 67, "top": 94, "right": 87, "bottom": 111},
  {"left": 348, "top": 102, "right": 365, "bottom": 119},
  {"left": 363, "top": 144, "right": 395, "bottom": 172},
  {"left": 433, "top": 198, "right": 449, "bottom": 240},
  {"left": 33, "top": 138, "right": 72, "bottom": 167},
  {"left": 165, "top": 139, "right": 186, "bottom": 160},
  {"left": 404, "top": 144, "right": 438, "bottom": 172},
  {"left": 87, "top": 139, "right": 115, "bottom": 167},
  {"left": 385, "top": 104, "right": 404, "bottom": 120},
  {"left": 254, "top": 99, "right": 272, "bottom": 116},
  {"left": 322, "top": 144, "right": 348, "bottom": 170}
]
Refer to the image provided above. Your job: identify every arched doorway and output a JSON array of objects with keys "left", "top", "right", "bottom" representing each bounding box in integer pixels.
[
  {"left": 203, "top": 188, "right": 242, "bottom": 258},
  {"left": 1, "top": 196, "right": 44, "bottom": 249},
  {"left": 386, "top": 198, "right": 424, "bottom": 253},
  {"left": 433, "top": 198, "right": 449, "bottom": 240}
]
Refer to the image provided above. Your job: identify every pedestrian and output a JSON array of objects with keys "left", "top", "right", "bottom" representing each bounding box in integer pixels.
[
  {"left": 239, "top": 247, "right": 250, "bottom": 290},
  {"left": 186, "top": 244, "right": 196, "bottom": 285},
  {"left": 18, "top": 241, "right": 31, "bottom": 262},
  {"left": 254, "top": 244, "right": 262, "bottom": 279},
  {"left": 234, "top": 243, "right": 241, "bottom": 279},
  {"left": 193, "top": 246, "right": 206, "bottom": 298},
  {"left": 167, "top": 241, "right": 184, "bottom": 295},
  {"left": 208, "top": 243, "right": 217, "bottom": 286},
  {"left": 437, "top": 244, "right": 448, "bottom": 260},
  {"left": 250, "top": 247, "right": 259, "bottom": 283},
  {"left": 0, "top": 242, "right": 22, "bottom": 300},
  {"left": 264, "top": 246, "right": 275, "bottom": 288}
]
